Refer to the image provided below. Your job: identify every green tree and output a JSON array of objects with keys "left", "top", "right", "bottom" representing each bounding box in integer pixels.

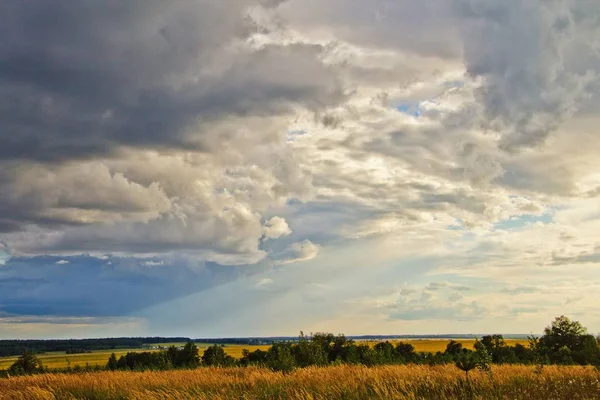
[
  {"left": 341, "top": 342, "right": 361, "bottom": 364},
  {"left": 395, "top": 342, "right": 416, "bottom": 363},
  {"left": 480, "top": 335, "right": 516, "bottom": 364},
  {"left": 455, "top": 353, "right": 478, "bottom": 382},
  {"left": 539, "top": 316, "right": 600, "bottom": 365},
  {"left": 116, "top": 351, "right": 172, "bottom": 371},
  {"left": 373, "top": 341, "right": 395, "bottom": 364},
  {"left": 266, "top": 342, "right": 296, "bottom": 373},
  {"left": 473, "top": 339, "right": 492, "bottom": 374},
  {"left": 293, "top": 332, "right": 328, "bottom": 367},
  {"left": 572, "top": 335, "right": 600, "bottom": 365},
  {"left": 106, "top": 353, "right": 118, "bottom": 371},
  {"left": 330, "top": 334, "right": 352, "bottom": 362},
  {"left": 178, "top": 342, "right": 201, "bottom": 368},
  {"left": 116, "top": 354, "right": 128, "bottom": 370},
  {"left": 541, "top": 315, "right": 586, "bottom": 352},
  {"left": 356, "top": 344, "right": 379, "bottom": 366},
  {"left": 202, "top": 344, "right": 234, "bottom": 367},
  {"left": 240, "top": 349, "right": 268, "bottom": 366},
  {"left": 310, "top": 333, "right": 335, "bottom": 358},
  {"left": 513, "top": 343, "right": 535, "bottom": 364},
  {"left": 166, "top": 346, "right": 179, "bottom": 366},
  {"left": 9, "top": 352, "right": 43, "bottom": 375},
  {"left": 553, "top": 345, "right": 574, "bottom": 365},
  {"left": 444, "top": 340, "right": 463, "bottom": 356}
]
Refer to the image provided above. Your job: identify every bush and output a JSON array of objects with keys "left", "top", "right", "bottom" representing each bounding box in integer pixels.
[
  {"left": 116, "top": 351, "right": 172, "bottom": 371},
  {"left": 174, "top": 342, "right": 201, "bottom": 368},
  {"left": 266, "top": 343, "right": 296, "bottom": 373},
  {"left": 9, "top": 352, "right": 44, "bottom": 375},
  {"left": 202, "top": 345, "right": 235, "bottom": 367},
  {"left": 395, "top": 342, "right": 417, "bottom": 363},
  {"left": 240, "top": 349, "right": 268, "bottom": 366},
  {"left": 293, "top": 333, "right": 328, "bottom": 367}
]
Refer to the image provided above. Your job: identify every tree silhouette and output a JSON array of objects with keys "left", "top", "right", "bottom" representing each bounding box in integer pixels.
[
  {"left": 293, "top": 332, "right": 327, "bottom": 367},
  {"left": 106, "top": 353, "right": 118, "bottom": 371},
  {"left": 178, "top": 342, "right": 201, "bottom": 368},
  {"left": 455, "top": 354, "right": 477, "bottom": 382},
  {"left": 266, "top": 343, "right": 296, "bottom": 373},
  {"left": 9, "top": 352, "right": 43, "bottom": 375},
  {"left": 202, "top": 344, "right": 234, "bottom": 367}
]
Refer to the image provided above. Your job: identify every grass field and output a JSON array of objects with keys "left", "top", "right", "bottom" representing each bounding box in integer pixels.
[
  {"left": 0, "top": 340, "right": 528, "bottom": 371},
  {"left": 0, "top": 344, "right": 272, "bottom": 370},
  {"left": 1, "top": 364, "right": 599, "bottom": 399},
  {"left": 0, "top": 350, "right": 150, "bottom": 371}
]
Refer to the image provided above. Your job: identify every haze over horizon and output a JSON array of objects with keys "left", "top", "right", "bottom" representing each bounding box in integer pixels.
[{"left": 2, "top": 0, "right": 600, "bottom": 340}]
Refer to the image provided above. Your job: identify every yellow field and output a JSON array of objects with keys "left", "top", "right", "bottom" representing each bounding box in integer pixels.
[
  {"left": 0, "top": 340, "right": 529, "bottom": 370},
  {"left": 1, "top": 364, "right": 598, "bottom": 399},
  {"left": 0, "top": 344, "right": 272, "bottom": 370},
  {"left": 0, "top": 350, "right": 149, "bottom": 371},
  {"left": 362, "top": 339, "right": 530, "bottom": 353}
]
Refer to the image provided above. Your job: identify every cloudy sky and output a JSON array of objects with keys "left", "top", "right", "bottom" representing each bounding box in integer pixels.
[{"left": 2, "top": 0, "right": 600, "bottom": 339}]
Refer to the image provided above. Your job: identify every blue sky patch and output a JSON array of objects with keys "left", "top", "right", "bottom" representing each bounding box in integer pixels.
[
  {"left": 287, "top": 130, "right": 307, "bottom": 142},
  {"left": 396, "top": 104, "right": 422, "bottom": 117},
  {"left": 494, "top": 214, "right": 553, "bottom": 231}
]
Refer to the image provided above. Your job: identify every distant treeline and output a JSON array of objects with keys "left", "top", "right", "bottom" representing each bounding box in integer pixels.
[
  {"left": 0, "top": 335, "right": 536, "bottom": 358},
  {"left": 3, "top": 315, "right": 600, "bottom": 378},
  {"left": 0, "top": 337, "right": 191, "bottom": 357}
]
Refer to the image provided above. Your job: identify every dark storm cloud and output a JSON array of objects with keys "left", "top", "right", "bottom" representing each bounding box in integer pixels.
[
  {"left": 0, "top": 255, "right": 261, "bottom": 318},
  {"left": 0, "top": 0, "right": 344, "bottom": 162},
  {"left": 456, "top": 0, "right": 600, "bottom": 149}
]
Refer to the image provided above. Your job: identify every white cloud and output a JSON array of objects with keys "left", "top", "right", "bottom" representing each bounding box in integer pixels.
[
  {"left": 256, "top": 278, "right": 274, "bottom": 287},
  {"left": 142, "top": 260, "right": 164, "bottom": 267},
  {"left": 2, "top": 0, "right": 600, "bottom": 335},
  {"left": 263, "top": 217, "right": 292, "bottom": 240},
  {"left": 274, "top": 240, "right": 320, "bottom": 265}
]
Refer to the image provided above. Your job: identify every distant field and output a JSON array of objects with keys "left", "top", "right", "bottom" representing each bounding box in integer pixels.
[
  {"left": 0, "top": 339, "right": 528, "bottom": 370},
  {"left": 0, "top": 344, "right": 271, "bottom": 370},
  {"left": 363, "top": 339, "right": 530, "bottom": 353},
  {"left": 1, "top": 364, "right": 597, "bottom": 400},
  {"left": 0, "top": 350, "right": 156, "bottom": 370}
]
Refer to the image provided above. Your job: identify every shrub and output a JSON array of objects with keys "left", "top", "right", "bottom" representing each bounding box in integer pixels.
[
  {"left": 9, "top": 352, "right": 44, "bottom": 375},
  {"left": 266, "top": 343, "right": 296, "bottom": 373},
  {"left": 202, "top": 345, "right": 235, "bottom": 367}
]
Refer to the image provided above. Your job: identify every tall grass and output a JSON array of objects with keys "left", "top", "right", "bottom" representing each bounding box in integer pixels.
[{"left": 1, "top": 364, "right": 599, "bottom": 399}]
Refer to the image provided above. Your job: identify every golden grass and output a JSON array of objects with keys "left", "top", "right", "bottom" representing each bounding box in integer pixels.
[{"left": 1, "top": 364, "right": 599, "bottom": 400}]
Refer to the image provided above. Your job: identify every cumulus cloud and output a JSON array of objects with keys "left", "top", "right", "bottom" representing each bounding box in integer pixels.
[
  {"left": 372, "top": 288, "right": 489, "bottom": 322},
  {"left": 262, "top": 217, "right": 292, "bottom": 240},
  {"left": 2, "top": 0, "right": 600, "bottom": 334},
  {"left": 0, "top": 1, "right": 344, "bottom": 162},
  {"left": 0, "top": 1, "right": 343, "bottom": 263},
  {"left": 457, "top": 0, "right": 600, "bottom": 149},
  {"left": 0, "top": 161, "right": 172, "bottom": 231}
]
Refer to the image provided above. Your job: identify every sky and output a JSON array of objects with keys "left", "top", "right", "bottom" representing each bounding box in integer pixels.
[{"left": 1, "top": 0, "right": 600, "bottom": 339}]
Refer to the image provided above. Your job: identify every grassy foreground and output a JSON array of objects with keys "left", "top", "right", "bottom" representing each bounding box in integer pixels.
[{"left": 1, "top": 364, "right": 599, "bottom": 400}]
